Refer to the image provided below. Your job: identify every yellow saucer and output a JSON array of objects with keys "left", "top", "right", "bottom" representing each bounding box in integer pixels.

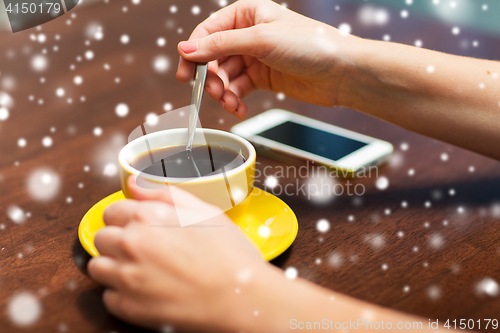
[{"left": 78, "top": 188, "right": 298, "bottom": 261}]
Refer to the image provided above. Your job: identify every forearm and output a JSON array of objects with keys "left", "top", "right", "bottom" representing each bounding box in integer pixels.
[
  {"left": 229, "top": 265, "right": 449, "bottom": 333},
  {"left": 340, "top": 38, "right": 500, "bottom": 160}
]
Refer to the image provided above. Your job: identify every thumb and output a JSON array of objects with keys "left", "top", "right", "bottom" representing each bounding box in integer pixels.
[
  {"left": 178, "top": 26, "right": 267, "bottom": 62},
  {"left": 127, "top": 175, "right": 174, "bottom": 204}
]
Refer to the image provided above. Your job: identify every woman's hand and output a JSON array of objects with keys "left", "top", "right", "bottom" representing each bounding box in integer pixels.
[
  {"left": 87, "top": 177, "right": 268, "bottom": 332},
  {"left": 176, "top": 0, "right": 357, "bottom": 119}
]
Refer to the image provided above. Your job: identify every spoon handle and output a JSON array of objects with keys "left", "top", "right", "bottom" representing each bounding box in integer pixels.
[{"left": 186, "top": 63, "right": 208, "bottom": 151}]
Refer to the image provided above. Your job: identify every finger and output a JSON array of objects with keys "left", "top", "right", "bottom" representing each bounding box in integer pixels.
[
  {"left": 103, "top": 289, "right": 125, "bottom": 318},
  {"left": 229, "top": 72, "right": 256, "bottom": 100},
  {"left": 94, "top": 226, "right": 127, "bottom": 258},
  {"left": 176, "top": 3, "right": 240, "bottom": 81},
  {"left": 234, "top": 99, "right": 248, "bottom": 120},
  {"left": 219, "top": 56, "right": 246, "bottom": 83},
  {"left": 176, "top": 57, "right": 195, "bottom": 83},
  {"left": 177, "top": 26, "right": 267, "bottom": 63},
  {"left": 103, "top": 200, "right": 141, "bottom": 227},
  {"left": 205, "top": 64, "right": 225, "bottom": 101},
  {"left": 188, "top": 4, "right": 239, "bottom": 40},
  {"left": 220, "top": 89, "right": 239, "bottom": 115},
  {"left": 103, "top": 289, "right": 161, "bottom": 329},
  {"left": 88, "top": 256, "right": 120, "bottom": 288}
]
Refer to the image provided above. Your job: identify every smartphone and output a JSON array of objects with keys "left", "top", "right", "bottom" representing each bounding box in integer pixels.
[{"left": 231, "top": 109, "right": 393, "bottom": 173}]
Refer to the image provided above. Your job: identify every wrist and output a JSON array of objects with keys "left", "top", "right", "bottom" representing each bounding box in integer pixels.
[
  {"left": 221, "top": 264, "right": 334, "bottom": 333},
  {"left": 335, "top": 36, "right": 377, "bottom": 110}
]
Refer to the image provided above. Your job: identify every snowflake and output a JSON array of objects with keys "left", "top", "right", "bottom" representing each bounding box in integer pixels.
[
  {"left": 427, "top": 285, "right": 441, "bottom": 300},
  {"left": 0, "top": 91, "right": 14, "bottom": 108},
  {"left": 85, "top": 50, "right": 94, "bottom": 60},
  {"left": 42, "top": 136, "right": 53, "bottom": 147},
  {"left": 284, "top": 267, "right": 298, "bottom": 279},
  {"left": 55, "top": 88, "right": 65, "bottom": 97},
  {"left": 93, "top": 127, "right": 102, "bottom": 136},
  {"left": 316, "top": 219, "right": 330, "bottom": 233},
  {"left": 153, "top": 56, "right": 170, "bottom": 73},
  {"left": 8, "top": 292, "right": 41, "bottom": 327},
  {"left": 265, "top": 176, "right": 278, "bottom": 189},
  {"left": 358, "top": 5, "right": 390, "bottom": 26},
  {"left": 145, "top": 112, "right": 159, "bottom": 126},
  {"left": 258, "top": 225, "right": 271, "bottom": 238},
  {"left": 31, "top": 55, "right": 48, "bottom": 72},
  {"left": 27, "top": 168, "right": 60, "bottom": 201},
  {"left": 120, "top": 34, "right": 130, "bottom": 44},
  {"left": 163, "top": 102, "right": 173, "bottom": 112},
  {"left": 0, "top": 107, "right": 9, "bottom": 121},
  {"left": 364, "top": 233, "right": 385, "bottom": 250},
  {"left": 191, "top": 5, "right": 201, "bottom": 15},
  {"left": 157, "top": 37, "right": 166, "bottom": 47},
  {"left": 37, "top": 34, "right": 46, "bottom": 43},
  {"left": 17, "top": 138, "right": 27, "bottom": 147},
  {"left": 7, "top": 206, "right": 26, "bottom": 224},
  {"left": 328, "top": 252, "right": 343, "bottom": 268},
  {"left": 338, "top": 23, "right": 351, "bottom": 35},
  {"left": 429, "top": 233, "right": 444, "bottom": 249},
  {"left": 115, "top": 103, "right": 129, "bottom": 117},
  {"left": 73, "top": 76, "right": 83, "bottom": 85},
  {"left": 375, "top": 176, "right": 389, "bottom": 190},
  {"left": 475, "top": 278, "right": 499, "bottom": 297}
]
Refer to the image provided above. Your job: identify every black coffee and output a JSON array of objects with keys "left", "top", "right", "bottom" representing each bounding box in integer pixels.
[{"left": 132, "top": 144, "right": 246, "bottom": 178}]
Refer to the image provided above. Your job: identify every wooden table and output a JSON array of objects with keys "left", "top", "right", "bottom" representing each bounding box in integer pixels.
[{"left": 1, "top": 0, "right": 499, "bottom": 332}]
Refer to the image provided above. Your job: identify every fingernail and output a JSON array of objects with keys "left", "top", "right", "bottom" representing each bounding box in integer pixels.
[
  {"left": 179, "top": 41, "right": 197, "bottom": 54},
  {"left": 220, "top": 99, "right": 226, "bottom": 109}
]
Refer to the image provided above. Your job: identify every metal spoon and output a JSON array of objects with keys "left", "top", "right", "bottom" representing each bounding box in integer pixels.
[
  {"left": 186, "top": 63, "right": 208, "bottom": 151},
  {"left": 186, "top": 63, "right": 208, "bottom": 177}
]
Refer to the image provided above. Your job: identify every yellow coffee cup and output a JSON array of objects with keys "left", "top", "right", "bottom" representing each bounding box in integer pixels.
[{"left": 118, "top": 128, "right": 256, "bottom": 226}]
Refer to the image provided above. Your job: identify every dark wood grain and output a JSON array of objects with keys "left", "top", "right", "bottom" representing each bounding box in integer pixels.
[{"left": 0, "top": 0, "right": 499, "bottom": 332}]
